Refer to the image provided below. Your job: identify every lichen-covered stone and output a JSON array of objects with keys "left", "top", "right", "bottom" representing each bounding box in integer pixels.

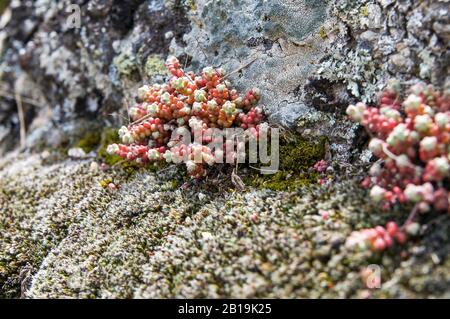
[
  {"left": 0, "top": 0, "right": 190, "bottom": 153},
  {"left": 1, "top": 0, "right": 448, "bottom": 160}
]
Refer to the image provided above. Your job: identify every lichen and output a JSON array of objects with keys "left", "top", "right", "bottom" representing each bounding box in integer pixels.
[
  {"left": 359, "top": 5, "right": 369, "bottom": 17},
  {"left": 144, "top": 55, "right": 169, "bottom": 77},
  {"left": 316, "top": 49, "right": 378, "bottom": 101},
  {"left": 319, "top": 26, "right": 327, "bottom": 39},
  {"left": 113, "top": 53, "right": 138, "bottom": 78}
]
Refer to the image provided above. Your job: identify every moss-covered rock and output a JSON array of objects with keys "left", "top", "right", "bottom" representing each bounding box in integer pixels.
[{"left": 0, "top": 152, "right": 448, "bottom": 298}]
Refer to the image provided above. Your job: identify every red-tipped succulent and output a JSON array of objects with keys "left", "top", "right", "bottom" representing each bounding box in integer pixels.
[
  {"left": 107, "top": 56, "right": 267, "bottom": 177},
  {"left": 346, "top": 81, "right": 449, "bottom": 251}
]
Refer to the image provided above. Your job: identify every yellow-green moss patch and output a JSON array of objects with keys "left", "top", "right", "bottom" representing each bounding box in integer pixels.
[
  {"left": 74, "top": 131, "right": 101, "bottom": 153},
  {"left": 244, "top": 134, "right": 326, "bottom": 191}
]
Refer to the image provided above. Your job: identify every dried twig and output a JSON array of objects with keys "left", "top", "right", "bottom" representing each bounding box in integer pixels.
[
  {"left": 14, "top": 89, "right": 26, "bottom": 150},
  {"left": 0, "top": 89, "right": 45, "bottom": 108},
  {"left": 128, "top": 112, "right": 154, "bottom": 127},
  {"left": 231, "top": 168, "right": 246, "bottom": 191},
  {"left": 248, "top": 165, "right": 278, "bottom": 174},
  {"left": 223, "top": 57, "right": 258, "bottom": 80},
  {"left": 401, "top": 203, "right": 419, "bottom": 230},
  {"left": 123, "top": 97, "right": 131, "bottom": 124}
]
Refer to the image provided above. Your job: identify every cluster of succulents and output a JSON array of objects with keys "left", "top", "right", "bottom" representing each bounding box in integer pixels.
[
  {"left": 347, "top": 81, "right": 449, "bottom": 212},
  {"left": 313, "top": 159, "right": 328, "bottom": 173},
  {"left": 346, "top": 81, "right": 449, "bottom": 251},
  {"left": 346, "top": 222, "right": 406, "bottom": 252},
  {"left": 107, "top": 56, "right": 266, "bottom": 177}
]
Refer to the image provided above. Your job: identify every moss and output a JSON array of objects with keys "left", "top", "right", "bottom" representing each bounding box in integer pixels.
[
  {"left": 0, "top": 0, "right": 9, "bottom": 15},
  {"left": 279, "top": 135, "right": 326, "bottom": 171},
  {"left": 0, "top": 158, "right": 109, "bottom": 298},
  {"left": 244, "top": 134, "right": 326, "bottom": 191},
  {"left": 247, "top": 171, "right": 319, "bottom": 191},
  {"left": 97, "top": 128, "right": 122, "bottom": 166},
  {"left": 74, "top": 131, "right": 101, "bottom": 153}
]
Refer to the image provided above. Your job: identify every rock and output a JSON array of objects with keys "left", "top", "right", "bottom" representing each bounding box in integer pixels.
[
  {"left": 0, "top": 0, "right": 448, "bottom": 161},
  {"left": 67, "top": 147, "right": 87, "bottom": 158},
  {"left": 379, "top": 0, "right": 395, "bottom": 9}
]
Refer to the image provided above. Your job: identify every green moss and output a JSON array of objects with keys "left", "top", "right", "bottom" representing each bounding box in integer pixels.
[
  {"left": 0, "top": 0, "right": 9, "bottom": 15},
  {"left": 74, "top": 131, "right": 101, "bottom": 153},
  {"left": 97, "top": 128, "right": 122, "bottom": 166},
  {"left": 247, "top": 171, "right": 319, "bottom": 191},
  {"left": 279, "top": 135, "right": 326, "bottom": 171},
  {"left": 244, "top": 134, "right": 326, "bottom": 191}
]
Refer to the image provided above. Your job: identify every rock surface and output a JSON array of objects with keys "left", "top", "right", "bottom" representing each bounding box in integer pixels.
[
  {"left": 1, "top": 0, "right": 448, "bottom": 157},
  {"left": 0, "top": 0, "right": 449, "bottom": 298}
]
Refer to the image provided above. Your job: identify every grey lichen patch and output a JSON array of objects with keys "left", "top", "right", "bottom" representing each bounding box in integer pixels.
[
  {"left": 311, "top": 0, "right": 450, "bottom": 104},
  {"left": 262, "top": 0, "right": 329, "bottom": 43},
  {"left": 316, "top": 49, "right": 379, "bottom": 101},
  {"left": 113, "top": 52, "right": 139, "bottom": 78},
  {"left": 175, "top": 0, "right": 331, "bottom": 130}
]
